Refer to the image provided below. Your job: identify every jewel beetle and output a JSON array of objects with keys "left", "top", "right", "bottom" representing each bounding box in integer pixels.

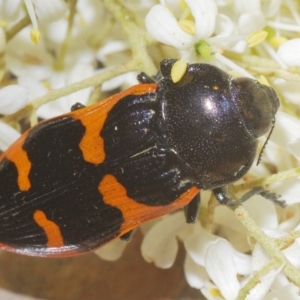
[{"left": 0, "top": 59, "right": 280, "bottom": 257}]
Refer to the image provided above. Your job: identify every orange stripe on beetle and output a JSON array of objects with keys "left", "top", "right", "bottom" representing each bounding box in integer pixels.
[
  {"left": 1, "top": 131, "right": 31, "bottom": 191},
  {"left": 33, "top": 210, "right": 64, "bottom": 248},
  {"left": 71, "top": 84, "right": 157, "bottom": 165},
  {"left": 98, "top": 174, "right": 199, "bottom": 235}
]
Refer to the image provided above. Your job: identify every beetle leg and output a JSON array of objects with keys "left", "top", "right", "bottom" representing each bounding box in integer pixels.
[
  {"left": 258, "top": 189, "right": 286, "bottom": 207},
  {"left": 213, "top": 186, "right": 285, "bottom": 207},
  {"left": 137, "top": 72, "right": 156, "bottom": 84},
  {"left": 184, "top": 193, "right": 200, "bottom": 223},
  {"left": 71, "top": 102, "right": 86, "bottom": 111},
  {"left": 212, "top": 186, "right": 231, "bottom": 205},
  {"left": 119, "top": 230, "right": 134, "bottom": 242}
]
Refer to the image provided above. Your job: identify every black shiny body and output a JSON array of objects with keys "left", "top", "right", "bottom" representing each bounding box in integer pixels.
[{"left": 0, "top": 59, "right": 279, "bottom": 256}]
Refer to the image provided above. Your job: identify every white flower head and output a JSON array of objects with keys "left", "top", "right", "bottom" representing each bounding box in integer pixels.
[
  {"left": 204, "top": 239, "right": 241, "bottom": 300},
  {"left": 145, "top": 0, "right": 224, "bottom": 62},
  {"left": 0, "top": 0, "right": 67, "bottom": 45},
  {"left": 141, "top": 212, "right": 188, "bottom": 268},
  {"left": 0, "top": 85, "right": 28, "bottom": 115},
  {"left": 0, "top": 121, "right": 20, "bottom": 151},
  {"left": 145, "top": 0, "right": 264, "bottom": 75},
  {"left": 277, "top": 38, "right": 300, "bottom": 67}
]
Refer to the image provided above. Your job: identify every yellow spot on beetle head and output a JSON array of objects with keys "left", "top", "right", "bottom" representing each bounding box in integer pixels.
[{"left": 171, "top": 60, "right": 188, "bottom": 83}]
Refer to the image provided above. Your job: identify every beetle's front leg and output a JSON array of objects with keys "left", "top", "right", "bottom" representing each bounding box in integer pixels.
[
  {"left": 184, "top": 193, "right": 200, "bottom": 223},
  {"left": 212, "top": 186, "right": 285, "bottom": 207}
]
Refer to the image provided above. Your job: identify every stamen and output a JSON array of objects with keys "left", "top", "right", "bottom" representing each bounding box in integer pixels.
[
  {"left": 247, "top": 31, "right": 268, "bottom": 48},
  {"left": 30, "top": 29, "right": 41, "bottom": 45},
  {"left": 171, "top": 60, "right": 188, "bottom": 83},
  {"left": 215, "top": 53, "right": 255, "bottom": 79},
  {"left": 257, "top": 75, "right": 270, "bottom": 86},
  {"left": 178, "top": 20, "right": 196, "bottom": 35},
  {"left": 267, "top": 21, "right": 300, "bottom": 32},
  {"left": 261, "top": 41, "right": 287, "bottom": 69},
  {"left": 24, "top": 0, "right": 41, "bottom": 45},
  {"left": 286, "top": 0, "right": 300, "bottom": 26}
]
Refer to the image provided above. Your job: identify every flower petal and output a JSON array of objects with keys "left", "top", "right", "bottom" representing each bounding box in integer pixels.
[
  {"left": 265, "top": 279, "right": 300, "bottom": 300},
  {"left": 233, "top": 0, "right": 261, "bottom": 13},
  {"left": 277, "top": 39, "right": 300, "bottom": 67},
  {"left": 145, "top": 5, "right": 193, "bottom": 50},
  {"left": 184, "top": 253, "right": 209, "bottom": 289},
  {"left": 94, "top": 238, "right": 128, "bottom": 261},
  {"left": 0, "top": 121, "right": 20, "bottom": 151},
  {"left": 141, "top": 212, "right": 187, "bottom": 268},
  {"left": 271, "top": 112, "right": 300, "bottom": 161},
  {"left": 283, "top": 239, "right": 300, "bottom": 269},
  {"left": 6, "top": 27, "right": 54, "bottom": 80},
  {"left": 244, "top": 196, "right": 278, "bottom": 229},
  {"left": 205, "top": 239, "right": 240, "bottom": 300},
  {"left": 271, "top": 178, "right": 300, "bottom": 205},
  {"left": 0, "top": 85, "right": 28, "bottom": 115},
  {"left": 246, "top": 244, "right": 279, "bottom": 300},
  {"left": 273, "top": 78, "right": 300, "bottom": 106},
  {"left": 261, "top": 0, "right": 282, "bottom": 18},
  {"left": 184, "top": 226, "right": 218, "bottom": 266},
  {"left": 214, "top": 14, "right": 235, "bottom": 38},
  {"left": 37, "top": 63, "right": 94, "bottom": 118},
  {"left": 0, "top": 0, "right": 22, "bottom": 22},
  {"left": 0, "top": 27, "right": 6, "bottom": 53},
  {"left": 238, "top": 12, "right": 265, "bottom": 35},
  {"left": 185, "top": 0, "right": 217, "bottom": 39},
  {"left": 233, "top": 251, "right": 251, "bottom": 276},
  {"left": 32, "top": 0, "right": 67, "bottom": 23},
  {"left": 278, "top": 204, "right": 300, "bottom": 231},
  {"left": 201, "top": 281, "right": 224, "bottom": 300}
]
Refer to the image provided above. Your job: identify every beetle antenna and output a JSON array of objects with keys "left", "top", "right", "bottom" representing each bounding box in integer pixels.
[{"left": 256, "top": 118, "right": 275, "bottom": 165}]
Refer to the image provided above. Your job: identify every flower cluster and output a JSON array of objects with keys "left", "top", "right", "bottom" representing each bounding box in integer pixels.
[{"left": 1, "top": 0, "right": 300, "bottom": 299}]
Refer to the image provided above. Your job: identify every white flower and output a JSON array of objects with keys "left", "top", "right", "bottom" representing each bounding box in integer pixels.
[
  {"left": 271, "top": 112, "right": 300, "bottom": 162},
  {"left": 0, "top": 0, "right": 67, "bottom": 44},
  {"left": 141, "top": 212, "right": 189, "bottom": 268},
  {"left": 245, "top": 243, "right": 281, "bottom": 300},
  {"left": 36, "top": 62, "right": 94, "bottom": 118},
  {"left": 94, "top": 238, "right": 128, "bottom": 261},
  {"left": 0, "top": 0, "right": 67, "bottom": 26},
  {"left": 277, "top": 38, "right": 300, "bottom": 67},
  {"left": 204, "top": 239, "right": 241, "bottom": 300},
  {"left": 145, "top": 0, "right": 222, "bottom": 61},
  {"left": 0, "top": 121, "right": 20, "bottom": 151},
  {"left": 0, "top": 85, "right": 28, "bottom": 115},
  {"left": 145, "top": 0, "right": 264, "bottom": 76},
  {"left": 184, "top": 253, "right": 209, "bottom": 289},
  {"left": 6, "top": 27, "right": 54, "bottom": 80}
]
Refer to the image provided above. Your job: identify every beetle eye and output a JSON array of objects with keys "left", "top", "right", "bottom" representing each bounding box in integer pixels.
[{"left": 230, "top": 77, "right": 280, "bottom": 138}]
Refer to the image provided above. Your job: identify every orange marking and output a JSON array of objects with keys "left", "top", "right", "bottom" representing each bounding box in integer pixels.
[
  {"left": 33, "top": 210, "right": 64, "bottom": 248},
  {"left": 72, "top": 84, "right": 157, "bottom": 165},
  {"left": 99, "top": 174, "right": 199, "bottom": 234},
  {"left": 1, "top": 131, "right": 31, "bottom": 191}
]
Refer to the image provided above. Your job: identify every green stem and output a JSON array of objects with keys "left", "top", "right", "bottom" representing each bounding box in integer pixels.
[
  {"left": 53, "top": 0, "right": 77, "bottom": 71},
  {"left": 237, "top": 258, "right": 282, "bottom": 300},
  {"left": 6, "top": 15, "right": 31, "bottom": 41},
  {"left": 231, "top": 167, "right": 300, "bottom": 193},
  {"left": 234, "top": 206, "right": 300, "bottom": 287}
]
